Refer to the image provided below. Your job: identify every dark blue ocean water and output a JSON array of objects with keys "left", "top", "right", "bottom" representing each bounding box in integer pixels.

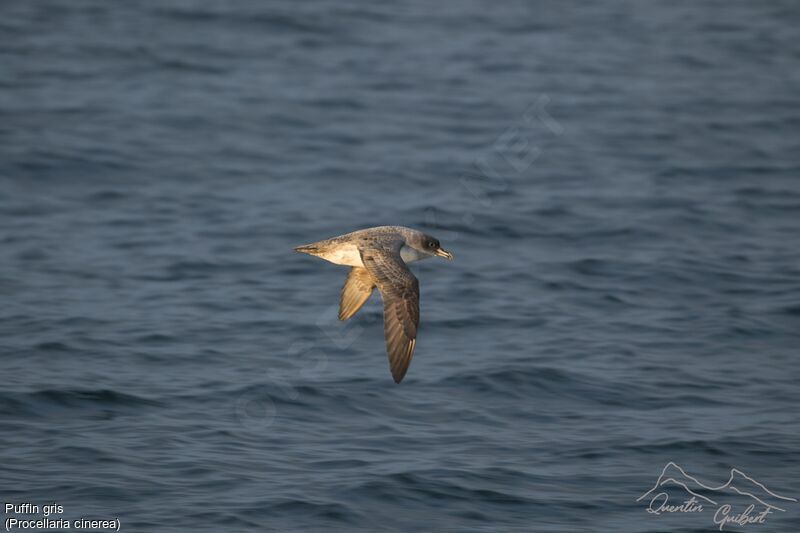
[{"left": 2, "top": 1, "right": 800, "bottom": 531}]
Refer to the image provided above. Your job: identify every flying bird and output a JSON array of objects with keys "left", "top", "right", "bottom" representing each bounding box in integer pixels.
[{"left": 294, "top": 226, "right": 453, "bottom": 383}]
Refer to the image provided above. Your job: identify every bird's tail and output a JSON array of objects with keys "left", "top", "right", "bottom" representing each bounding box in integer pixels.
[{"left": 294, "top": 243, "right": 320, "bottom": 255}]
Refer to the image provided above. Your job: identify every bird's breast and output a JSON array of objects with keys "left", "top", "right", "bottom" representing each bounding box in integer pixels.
[{"left": 400, "top": 245, "right": 427, "bottom": 263}]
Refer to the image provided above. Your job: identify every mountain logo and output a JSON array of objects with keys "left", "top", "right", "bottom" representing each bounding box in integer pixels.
[{"left": 637, "top": 462, "right": 797, "bottom": 530}]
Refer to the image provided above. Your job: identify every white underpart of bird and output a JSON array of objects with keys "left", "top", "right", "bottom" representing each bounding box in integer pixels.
[{"left": 294, "top": 225, "right": 453, "bottom": 383}]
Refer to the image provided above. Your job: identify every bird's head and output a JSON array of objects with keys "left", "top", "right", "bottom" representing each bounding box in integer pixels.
[{"left": 407, "top": 232, "right": 453, "bottom": 261}]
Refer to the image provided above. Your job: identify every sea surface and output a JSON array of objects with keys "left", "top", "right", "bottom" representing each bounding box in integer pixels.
[{"left": 2, "top": 1, "right": 800, "bottom": 531}]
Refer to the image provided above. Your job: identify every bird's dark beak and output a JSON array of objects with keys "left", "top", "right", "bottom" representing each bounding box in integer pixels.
[{"left": 435, "top": 247, "right": 453, "bottom": 260}]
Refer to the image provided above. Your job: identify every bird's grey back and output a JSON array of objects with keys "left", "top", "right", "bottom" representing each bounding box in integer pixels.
[{"left": 331, "top": 226, "right": 420, "bottom": 246}]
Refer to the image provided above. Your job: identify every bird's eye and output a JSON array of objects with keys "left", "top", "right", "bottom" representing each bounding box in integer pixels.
[{"left": 428, "top": 241, "right": 436, "bottom": 248}]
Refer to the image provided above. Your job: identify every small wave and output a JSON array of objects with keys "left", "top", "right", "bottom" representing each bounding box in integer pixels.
[
  {"left": 0, "top": 388, "right": 160, "bottom": 418},
  {"left": 32, "top": 388, "right": 160, "bottom": 407},
  {"left": 85, "top": 190, "right": 130, "bottom": 202},
  {"left": 624, "top": 438, "right": 732, "bottom": 457},
  {"left": 267, "top": 499, "right": 356, "bottom": 521},
  {"left": 32, "top": 341, "right": 75, "bottom": 352},
  {"left": 348, "top": 471, "right": 533, "bottom": 506},
  {"left": 439, "top": 366, "right": 722, "bottom": 410},
  {"left": 778, "top": 304, "right": 800, "bottom": 316}
]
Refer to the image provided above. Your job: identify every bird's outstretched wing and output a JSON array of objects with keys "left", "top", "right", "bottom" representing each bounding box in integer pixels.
[
  {"left": 339, "top": 267, "right": 375, "bottom": 320},
  {"left": 358, "top": 238, "right": 419, "bottom": 383}
]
